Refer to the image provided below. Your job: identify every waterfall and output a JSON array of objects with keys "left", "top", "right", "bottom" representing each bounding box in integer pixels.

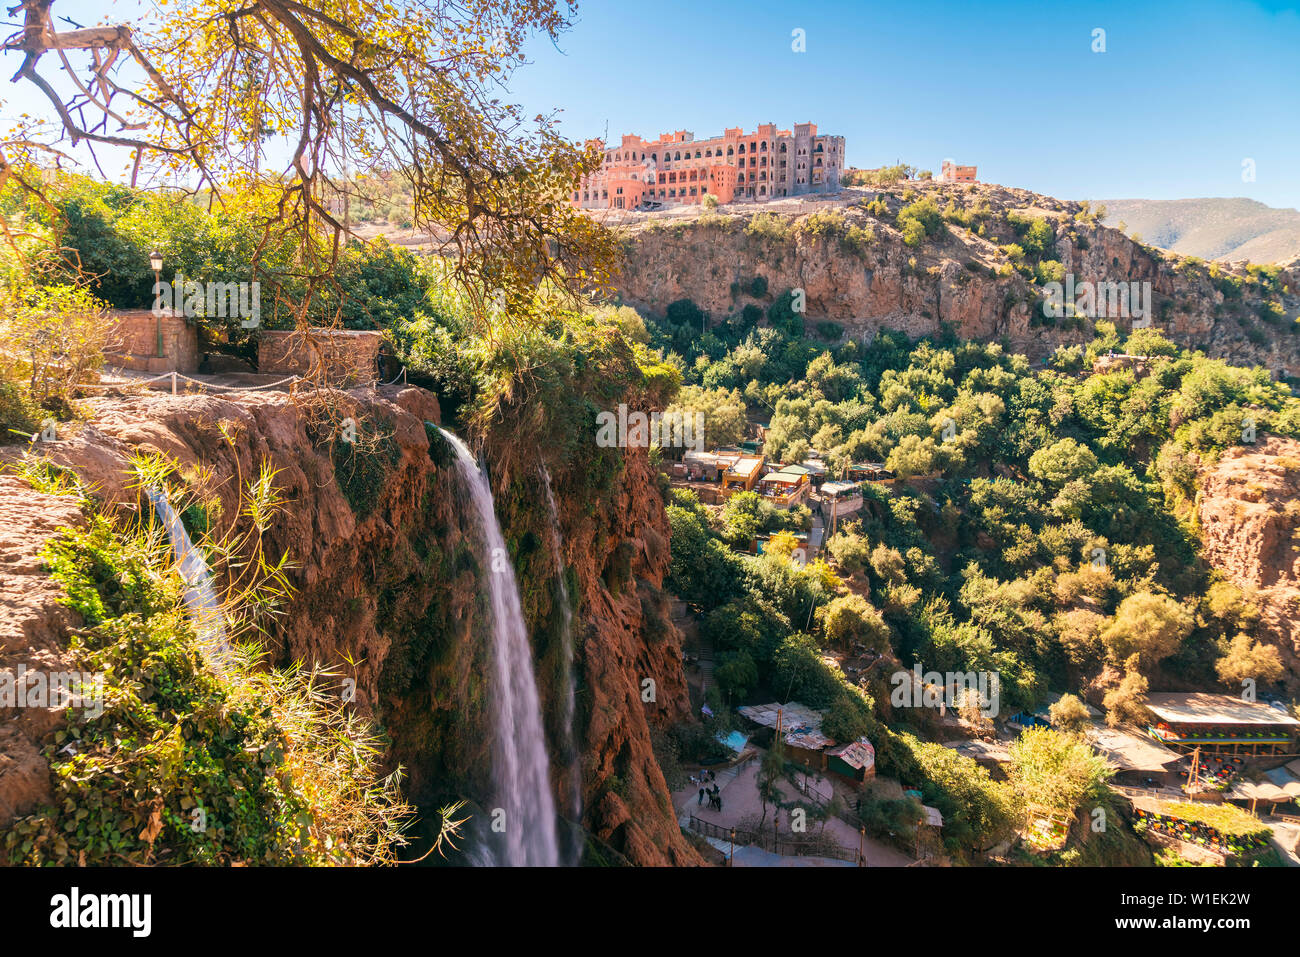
[
  {"left": 145, "top": 487, "right": 230, "bottom": 671},
  {"left": 541, "top": 465, "right": 582, "bottom": 865},
  {"left": 439, "top": 429, "right": 559, "bottom": 867}
]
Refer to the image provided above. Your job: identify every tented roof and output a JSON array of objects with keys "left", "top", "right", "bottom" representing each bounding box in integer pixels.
[{"left": 1227, "top": 780, "right": 1300, "bottom": 801}]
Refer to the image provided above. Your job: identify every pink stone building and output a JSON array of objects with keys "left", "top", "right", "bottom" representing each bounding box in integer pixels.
[{"left": 572, "top": 122, "right": 845, "bottom": 210}]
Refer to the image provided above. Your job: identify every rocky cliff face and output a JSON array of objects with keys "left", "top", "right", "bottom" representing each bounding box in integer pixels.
[
  {"left": 1197, "top": 435, "right": 1300, "bottom": 690},
  {"left": 615, "top": 181, "right": 1300, "bottom": 371},
  {"left": 0, "top": 474, "right": 83, "bottom": 823},
  {"left": 0, "top": 384, "right": 698, "bottom": 866}
]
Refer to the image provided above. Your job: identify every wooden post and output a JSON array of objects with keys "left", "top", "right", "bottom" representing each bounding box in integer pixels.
[
  {"left": 858, "top": 826, "right": 865, "bottom": 867},
  {"left": 729, "top": 827, "right": 735, "bottom": 867},
  {"left": 170, "top": 371, "right": 177, "bottom": 395}
]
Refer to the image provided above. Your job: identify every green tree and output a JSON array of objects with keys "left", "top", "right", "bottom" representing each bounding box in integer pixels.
[
  {"left": 1047, "top": 693, "right": 1091, "bottom": 733},
  {"left": 1006, "top": 726, "right": 1112, "bottom": 817},
  {"left": 662, "top": 385, "right": 747, "bottom": 450},
  {"left": 1028, "top": 438, "right": 1099, "bottom": 486},
  {"left": 1215, "top": 634, "right": 1283, "bottom": 687},
  {"left": 822, "top": 593, "right": 891, "bottom": 652},
  {"left": 1100, "top": 592, "right": 1194, "bottom": 669}
]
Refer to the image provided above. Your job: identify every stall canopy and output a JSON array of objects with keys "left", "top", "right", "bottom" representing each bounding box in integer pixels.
[
  {"left": 1227, "top": 780, "right": 1300, "bottom": 802},
  {"left": 1145, "top": 693, "right": 1300, "bottom": 727},
  {"left": 1085, "top": 725, "right": 1182, "bottom": 772}
]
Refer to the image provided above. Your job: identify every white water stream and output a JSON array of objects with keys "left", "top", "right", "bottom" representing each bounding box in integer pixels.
[{"left": 440, "top": 429, "right": 559, "bottom": 867}]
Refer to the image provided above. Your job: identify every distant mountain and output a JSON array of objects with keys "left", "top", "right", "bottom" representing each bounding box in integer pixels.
[{"left": 1098, "top": 197, "right": 1300, "bottom": 264}]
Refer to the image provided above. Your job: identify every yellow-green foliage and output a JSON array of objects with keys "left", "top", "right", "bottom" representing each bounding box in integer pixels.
[
  {"left": 1, "top": 461, "right": 419, "bottom": 866},
  {"left": 1157, "top": 801, "right": 1269, "bottom": 839}
]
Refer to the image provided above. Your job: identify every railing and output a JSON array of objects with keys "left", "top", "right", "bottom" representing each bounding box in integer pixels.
[
  {"left": 74, "top": 370, "right": 302, "bottom": 395},
  {"left": 688, "top": 815, "right": 751, "bottom": 844},
  {"left": 791, "top": 776, "right": 831, "bottom": 807},
  {"left": 770, "top": 838, "right": 856, "bottom": 862},
  {"left": 687, "top": 813, "right": 857, "bottom": 862},
  {"left": 1110, "top": 783, "right": 1187, "bottom": 802},
  {"left": 74, "top": 364, "right": 408, "bottom": 397},
  {"left": 729, "top": 751, "right": 758, "bottom": 775}
]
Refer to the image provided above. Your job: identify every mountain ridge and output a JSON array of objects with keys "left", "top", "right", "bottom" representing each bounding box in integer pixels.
[{"left": 1098, "top": 197, "right": 1300, "bottom": 264}]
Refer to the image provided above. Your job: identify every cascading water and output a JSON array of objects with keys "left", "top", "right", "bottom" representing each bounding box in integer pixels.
[
  {"left": 145, "top": 487, "right": 229, "bottom": 671},
  {"left": 540, "top": 465, "right": 582, "bottom": 864},
  {"left": 439, "top": 428, "right": 559, "bottom": 867}
]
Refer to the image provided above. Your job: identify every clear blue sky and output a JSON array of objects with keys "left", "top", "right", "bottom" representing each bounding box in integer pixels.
[
  {"left": 6, "top": 0, "right": 1297, "bottom": 209},
  {"left": 508, "top": 0, "right": 1300, "bottom": 209}
]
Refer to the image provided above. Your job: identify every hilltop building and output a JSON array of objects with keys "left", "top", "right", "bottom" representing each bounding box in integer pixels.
[
  {"left": 571, "top": 122, "right": 845, "bottom": 210},
  {"left": 939, "top": 160, "right": 978, "bottom": 183}
]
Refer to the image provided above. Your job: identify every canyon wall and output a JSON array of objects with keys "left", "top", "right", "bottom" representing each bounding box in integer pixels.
[{"left": 614, "top": 181, "right": 1300, "bottom": 371}]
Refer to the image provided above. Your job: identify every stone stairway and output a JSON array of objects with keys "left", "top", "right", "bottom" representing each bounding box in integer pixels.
[{"left": 698, "top": 639, "right": 715, "bottom": 693}]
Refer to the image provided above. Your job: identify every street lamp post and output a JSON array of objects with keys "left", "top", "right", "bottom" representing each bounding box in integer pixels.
[{"left": 149, "top": 250, "right": 164, "bottom": 358}]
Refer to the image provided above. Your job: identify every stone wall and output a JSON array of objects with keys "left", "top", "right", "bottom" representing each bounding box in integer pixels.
[
  {"left": 257, "top": 329, "right": 383, "bottom": 384},
  {"left": 104, "top": 309, "right": 199, "bottom": 374}
]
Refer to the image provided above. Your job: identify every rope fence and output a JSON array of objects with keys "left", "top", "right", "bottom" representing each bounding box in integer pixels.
[{"left": 72, "top": 365, "right": 408, "bottom": 396}]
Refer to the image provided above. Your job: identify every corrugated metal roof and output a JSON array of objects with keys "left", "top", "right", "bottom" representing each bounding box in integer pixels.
[
  {"left": 737, "top": 701, "right": 834, "bottom": 750},
  {"left": 826, "top": 738, "right": 875, "bottom": 771}
]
